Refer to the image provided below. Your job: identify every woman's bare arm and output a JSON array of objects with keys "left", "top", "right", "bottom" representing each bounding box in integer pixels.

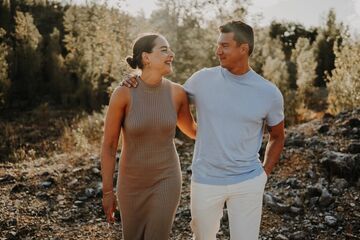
[{"left": 101, "top": 86, "right": 129, "bottom": 193}]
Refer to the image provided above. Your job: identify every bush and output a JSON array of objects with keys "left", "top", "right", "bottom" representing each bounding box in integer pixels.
[{"left": 327, "top": 39, "right": 360, "bottom": 114}]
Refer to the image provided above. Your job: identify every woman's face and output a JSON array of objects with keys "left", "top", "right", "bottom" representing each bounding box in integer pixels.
[{"left": 144, "top": 36, "right": 175, "bottom": 75}]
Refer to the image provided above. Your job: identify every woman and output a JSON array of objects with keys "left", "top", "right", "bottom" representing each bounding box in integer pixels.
[{"left": 100, "top": 34, "right": 196, "bottom": 240}]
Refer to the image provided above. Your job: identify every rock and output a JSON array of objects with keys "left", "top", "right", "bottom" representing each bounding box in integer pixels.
[
  {"left": 78, "top": 195, "right": 88, "bottom": 201},
  {"left": 319, "top": 189, "right": 334, "bottom": 207},
  {"left": 174, "top": 138, "right": 184, "bottom": 146},
  {"left": 318, "top": 124, "right": 330, "bottom": 133},
  {"left": 344, "top": 118, "right": 360, "bottom": 128},
  {"left": 289, "top": 231, "right": 306, "bottom": 240},
  {"left": 264, "top": 193, "right": 291, "bottom": 214},
  {"left": 275, "top": 234, "right": 289, "bottom": 240},
  {"left": 332, "top": 178, "right": 349, "bottom": 190},
  {"left": 293, "top": 196, "right": 303, "bottom": 207},
  {"left": 10, "top": 183, "right": 28, "bottom": 194},
  {"left": 290, "top": 206, "right": 302, "bottom": 214},
  {"left": 85, "top": 188, "right": 96, "bottom": 198},
  {"left": 347, "top": 142, "right": 360, "bottom": 154},
  {"left": 306, "top": 185, "right": 322, "bottom": 198},
  {"left": 36, "top": 192, "right": 50, "bottom": 201},
  {"left": 40, "top": 181, "right": 53, "bottom": 188},
  {"left": 309, "top": 197, "right": 319, "bottom": 207},
  {"left": 286, "top": 178, "right": 301, "bottom": 189},
  {"left": 320, "top": 151, "right": 359, "bottom": 182},
  {"left": 92, "top": 167, "right": 101, "bottom": 175},
  {"left": 186, "top": 166, "right": 192, "bottom": 174},
  {"left": 322, "top": 113, "right": 334, "bottom": 120},
  {"left": 306, "top": 170, "right": 316, "bottom": 179},
  {"left": 57, "top": 195, "right": 65, "bottom": 201},
  {"left": 74, "top": 200, "right": 84, "bottom": 206},
  {"left": 285, "top": 136, "right": 305, "bottom": 147},
  {"left": 67, "top": 179, "right": 78, "bottom": 187},
  {"left": 305, "top": 137, "right": 326, "bottom": 149},
  {"left": 0, "top": 174, "right": 16, "bottom": 184},
  {"left": 324, "top": 215, "right": 337, "bottom": 226},
  {"left": 72, "top": 167, "right": 82, "bottom": 173},
  {"left": 95, "top": 182, "right": 103, "bottom": 196}
]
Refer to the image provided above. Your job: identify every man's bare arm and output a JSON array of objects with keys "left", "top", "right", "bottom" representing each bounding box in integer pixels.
[{"left": 263, "top": 120, "right": 285, "bottom": 176}]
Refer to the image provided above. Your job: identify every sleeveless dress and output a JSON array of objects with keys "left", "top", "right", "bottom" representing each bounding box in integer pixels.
[{"left": 116, "top": 78, "right": 182, "bottom": 240}]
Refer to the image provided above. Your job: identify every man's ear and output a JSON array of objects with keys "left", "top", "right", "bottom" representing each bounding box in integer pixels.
[{"left": 241, "top": 43, "right": 249, "bottom": 55}]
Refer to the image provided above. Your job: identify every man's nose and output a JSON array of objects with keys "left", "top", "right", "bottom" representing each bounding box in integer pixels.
[{"left": 216, "top": 46, "right": 222, "bottom": 55}]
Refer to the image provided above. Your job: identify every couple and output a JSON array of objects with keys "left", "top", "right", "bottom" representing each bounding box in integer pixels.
[{"left": 101, "top": 20, "right": 285, "bottom": 240}]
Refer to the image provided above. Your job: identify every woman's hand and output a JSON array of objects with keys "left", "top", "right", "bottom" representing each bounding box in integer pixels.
[{"left": 102, "top": 191, "right": 117, "bottom": 223}]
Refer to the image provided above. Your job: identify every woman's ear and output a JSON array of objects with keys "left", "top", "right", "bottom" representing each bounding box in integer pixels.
[{"left": 142, "top": 52, "right": 150, "bottom": 66}]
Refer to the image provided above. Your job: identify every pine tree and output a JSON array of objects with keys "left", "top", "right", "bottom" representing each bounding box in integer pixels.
[
  {"left": 44, "top": 27, "right": 72, "bottom": 105},
  {"left": 11, "top": 10, "right": 43, "bottom": 107},
  {"left": 291, "top": 37, "right": 318, "bottom": 111},
  {"left": 63, "top": 3, "right": 130, "bottom": 109},
  {"left": 0, "top": 0, "right": 12, "bottom": 33},
  {"left": 327, "top": 38, "right": 360, "bottom": 114},
  {"left": 313, "top": 9, "right": 345, "bottom": 87},
  {"left": 0, "top": 27, "right": 10, "bottom": 107},
  {"left": 262, "top": 37, "right": 299, "bottom": 125}
]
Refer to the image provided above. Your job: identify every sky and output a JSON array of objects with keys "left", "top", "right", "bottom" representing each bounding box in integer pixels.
[{"left": 70, "top": 0, "right": 360, "bottom": 35}]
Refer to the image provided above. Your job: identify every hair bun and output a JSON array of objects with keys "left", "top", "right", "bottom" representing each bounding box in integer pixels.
[{"left": 126, "top": 56, "right": 137, "bottom": 69}]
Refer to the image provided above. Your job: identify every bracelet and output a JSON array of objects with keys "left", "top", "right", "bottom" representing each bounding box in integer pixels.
[{"left": 103, "top": 190, "right": 114, "bottom": 196}]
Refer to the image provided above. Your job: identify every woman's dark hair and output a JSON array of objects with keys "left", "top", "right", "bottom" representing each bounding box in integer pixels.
[
  {"left": 126, "top": 34, "right": 161, "bottom": 69},
  {"left": 219, "top": 20, "right": 254, "bottom": 56}
]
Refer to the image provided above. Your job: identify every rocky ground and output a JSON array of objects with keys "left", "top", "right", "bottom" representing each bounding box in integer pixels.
[{"left": 0, "top": 108, "right": 359, "bottom": 240}]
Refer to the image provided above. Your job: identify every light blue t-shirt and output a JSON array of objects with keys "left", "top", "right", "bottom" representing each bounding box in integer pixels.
[{"left": 183, "top": 66, "right": 284, "bottom": 185}]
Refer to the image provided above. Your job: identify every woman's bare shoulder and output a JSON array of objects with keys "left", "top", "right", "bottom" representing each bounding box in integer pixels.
[
  {"left": 169, "top": 81, "right": 186, "bottom": 96},
  {"left": 109, "top": 85, "right": 131, "bottom": 106}
]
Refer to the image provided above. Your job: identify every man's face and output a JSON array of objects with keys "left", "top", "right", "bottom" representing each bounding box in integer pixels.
[{"left": 216, "top": 32, "right": 248, "bottom": 69}]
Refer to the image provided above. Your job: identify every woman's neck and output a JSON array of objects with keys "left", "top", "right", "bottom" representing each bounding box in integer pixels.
[{"left": 140, "top": 70, "right": 163, "bottom": 86}]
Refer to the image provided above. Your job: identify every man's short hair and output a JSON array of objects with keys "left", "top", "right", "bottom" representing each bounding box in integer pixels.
[{"left": 219, "top": 20, "right": 254, "bottom": 56}]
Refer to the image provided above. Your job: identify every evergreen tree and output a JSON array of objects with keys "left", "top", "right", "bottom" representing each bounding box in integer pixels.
[
  {"left": 63, "top": 4, "right": 129, "bottom": 109},
  {"left": 313, "top": 9, "right": 345, "bottom": 87},
  {"left": 0, "top": 27, "right": 10, "bottom": 107},
  {"left": 327, "top": 38, "right": 360, "bottom": 114},
  {"left": 0, "top": 0, "right": 12, "bottom": 33},
  {"left": 44, "top": 27, "right": 72, "bottom": 105},
  {"left": 262, "top": 37, "right": 299, "bottom": 125},
  {"left": 291, "top": 37, "right": 318, "bottom": 111},
  {"left": 11, "top": 10, "right": 43, "bottom": 107}
]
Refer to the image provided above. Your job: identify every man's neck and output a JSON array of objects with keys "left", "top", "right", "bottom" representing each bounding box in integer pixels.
[{"left": 226, "top": 64, "right": 251, "bottom": 75}]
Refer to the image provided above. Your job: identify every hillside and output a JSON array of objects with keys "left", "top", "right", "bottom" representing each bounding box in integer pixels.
[{"left": 0, "top": 108, "right": 359, "bottom": 239}]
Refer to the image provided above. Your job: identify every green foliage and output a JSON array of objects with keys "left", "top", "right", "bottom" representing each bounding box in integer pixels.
[
  {"left": 291, "top": 37, "right": 319, "bottom": 110},
  {"left": 262, "top": 37, "right": 299, "bottom": 125},
  {"left": 11, "top": 10, "right": 43, "bottom": 107},
  {"left": 0, "top": 28, "right": 10, "bottom": 107},
  {"left": 44, "top": 27, "right": 72, "bottom": 105},
  {"left": 63, "top": 4, "right": 130, "bottom": 110},
  {"left": 313, "top": 9, "right": 345, "bottom": 87},
  {"left": 0, "top": 0, "right": 357, "bottom": 125},
  {"left": 327, "top": 39, "right": 360, "bottom": 114}
]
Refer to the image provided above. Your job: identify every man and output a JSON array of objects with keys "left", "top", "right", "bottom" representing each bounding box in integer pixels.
[{"left": 122, "top": 20, "right": 285, "bottom": 240}]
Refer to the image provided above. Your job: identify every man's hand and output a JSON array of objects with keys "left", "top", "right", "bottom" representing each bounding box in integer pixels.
[
  {"left": 263, "top": 121, "right": 285, "bottom": 176},
  {"left": 120, "top": 74, "right": 138, "bottom": 88}
]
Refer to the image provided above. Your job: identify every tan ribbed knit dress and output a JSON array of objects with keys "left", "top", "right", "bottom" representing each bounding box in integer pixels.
[{"left": 116, "top": 77, "right": 181, "bottom": 240}]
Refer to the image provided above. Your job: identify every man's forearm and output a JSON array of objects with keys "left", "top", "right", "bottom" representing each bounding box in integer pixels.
[{"left": 263, "top": 137, "right": 284, "bottom": 176}]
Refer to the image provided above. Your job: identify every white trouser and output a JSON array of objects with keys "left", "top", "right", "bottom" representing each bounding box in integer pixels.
[{"left": 190, "top": 171, "right": 267, "bottom": 240}]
